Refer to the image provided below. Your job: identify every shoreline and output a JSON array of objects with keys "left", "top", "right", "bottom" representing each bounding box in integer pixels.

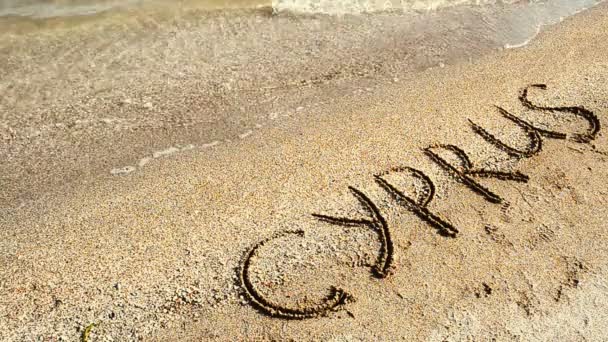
[
  {"left": 1, "top": 0, "right": 605, "bottom": 212},
  {"left": 1, "top": 1, "right": 608, "bottom": 341}
]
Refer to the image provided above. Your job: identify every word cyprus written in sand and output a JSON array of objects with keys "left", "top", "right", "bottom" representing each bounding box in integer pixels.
[{"left": 238, "top": 84, "right": 601, "bottom": 319}]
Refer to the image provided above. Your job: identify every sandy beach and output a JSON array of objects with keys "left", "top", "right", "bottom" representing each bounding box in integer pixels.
[{"left": 2, "top": 1, "right": 608, "bottom": 341}]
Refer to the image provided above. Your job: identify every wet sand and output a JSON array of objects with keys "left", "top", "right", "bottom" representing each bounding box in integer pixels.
[
  {"left": 0, "top": 0, "right": 601, "bottom": 211},
  {"left": 2, "top": 2, "right": 608, "bottom": 341}
]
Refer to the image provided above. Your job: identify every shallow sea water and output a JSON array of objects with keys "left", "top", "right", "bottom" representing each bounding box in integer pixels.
[
  {"left": 0, "top": 0, "right": 604, "bottom": 49},
  {"left": 0, "top": 0, "right": 605, "bottom": 204}
]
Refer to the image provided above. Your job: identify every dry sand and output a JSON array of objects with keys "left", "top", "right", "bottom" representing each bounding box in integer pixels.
[{"left": 2, "top": 2, "right": 608, "bottom": 341}]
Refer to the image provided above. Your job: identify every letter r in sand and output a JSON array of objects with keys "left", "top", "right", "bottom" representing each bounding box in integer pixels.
[{"left": 424, "top": 145, "right": 529, "bottom": 204}]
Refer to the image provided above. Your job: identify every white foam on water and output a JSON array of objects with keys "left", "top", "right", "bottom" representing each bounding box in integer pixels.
[
  {"left": 271, "top": 0, "right": 606, "bottom": 55},
  {"left": 152, "top": 146, "right": 180, "bottom": 158},
  {"left": 272, "top": 0, "right": 605, "bottom": 15},
  {"left": 504, "top": 24, "right": 541, "bottom": 49},
  {"left": 201, "top": 140, "right": 220, "bottom": 148},
  {"left": 110, "top": 165, "right": 136, "bottom": 175},
  {"left": 239, "top": 130, "right": 253, "bottom": 139},
  {"left": 271, "top": 0, "right": 519, "bottom": 15},
  {"left": 501, "top": 0, "right": 604, "bottom": 49},
  {"left": 138, "top": 156, "right": 152, "bottom": 167}
]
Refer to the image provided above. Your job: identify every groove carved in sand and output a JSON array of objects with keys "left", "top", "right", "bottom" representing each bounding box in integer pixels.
[
  {"left": 238, "top": 84, "right": 601, "bottom": 319},
  {"left": 424, "top": 144, "right": 529, "bottom": 204},
  {"left": 468, "top": 84, "right": 600, "bottom": 158},
  {"left": 375, "top": 166, "right": 459, "bottom": 238},
  {"left": 239, "top": 230, "right": 353, "bottom": 319},
  {"left": 313, "top": 186, "right": 394, "bottom": 278},
  {"left": 469, "top": 106, "right": 544, "bottom": 159},
  {"left": 519, "top": 84, "right": 600, "bottom": 143}
]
